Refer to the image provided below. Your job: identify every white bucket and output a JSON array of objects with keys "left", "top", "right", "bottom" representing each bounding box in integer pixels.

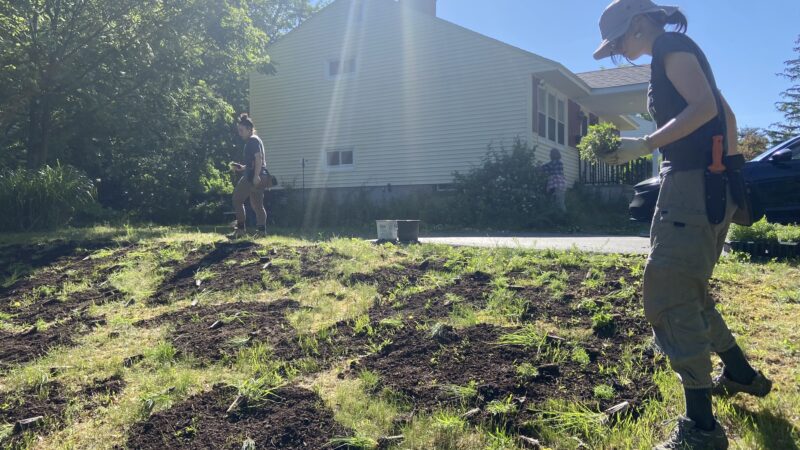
[{"left": 375, "top": 220, "right": 398, "bottom": 241}]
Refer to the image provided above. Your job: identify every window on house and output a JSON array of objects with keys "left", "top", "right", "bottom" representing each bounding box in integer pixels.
[
  {"left": 538, "top": 87, "right": 547, "bottom": 139},
  {"left": 326, "top": 149, "right": 354, "bottom": 168},
  {"left": 536, "top": 85, "right": 569, "bottom": 146},
  {"left": 557, "top": 99, "right": 566, "bottom": 146},
  {"left": 328, "top": 58, "right": 357, "bottom": 78}
]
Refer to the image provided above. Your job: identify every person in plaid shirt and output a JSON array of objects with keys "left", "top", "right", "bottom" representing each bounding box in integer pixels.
[{"left": 542, "top": 148, "right": 567, "bottom": 211}]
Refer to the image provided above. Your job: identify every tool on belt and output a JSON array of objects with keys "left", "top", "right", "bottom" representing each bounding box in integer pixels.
[{"left": 704, "top": 135, "right": 727, "bottom": 224}]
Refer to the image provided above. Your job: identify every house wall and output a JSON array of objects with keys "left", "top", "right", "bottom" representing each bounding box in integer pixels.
[{"left": 250, "top": 0, "right": 586, "bottom": 191}]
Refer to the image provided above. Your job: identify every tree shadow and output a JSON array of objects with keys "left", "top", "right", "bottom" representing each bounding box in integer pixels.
[{"left": 731, "top": 403, "right": 800, "bottom": 450}]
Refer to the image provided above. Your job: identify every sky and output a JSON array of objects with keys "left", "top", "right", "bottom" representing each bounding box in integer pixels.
[{"left": 313, "top": 0, "right": 800, "bottom": 131}]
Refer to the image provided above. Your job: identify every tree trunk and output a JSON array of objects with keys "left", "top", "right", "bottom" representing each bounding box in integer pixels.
[{"left": 26, "top": 95, "right": 51, "bottom": 169}]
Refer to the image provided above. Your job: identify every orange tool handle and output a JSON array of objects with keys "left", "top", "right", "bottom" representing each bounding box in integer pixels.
[{"left": 708, "top": 135, "right": 726, "bottom": 174}]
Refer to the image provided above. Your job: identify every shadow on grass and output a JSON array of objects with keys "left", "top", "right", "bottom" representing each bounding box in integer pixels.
[{"left": 731, "top": 403, "right": 800, "bottom": 450}]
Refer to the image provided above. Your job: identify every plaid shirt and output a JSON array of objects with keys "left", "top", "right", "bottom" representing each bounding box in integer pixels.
[{"left": 543, "top": 160, "right": 567, "bottom": 192}]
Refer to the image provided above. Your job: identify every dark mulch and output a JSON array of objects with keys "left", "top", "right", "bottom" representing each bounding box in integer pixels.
[
  {"left": 124, "top": 385, "right": 354, "bottom": 450},
  {"left": 136, "top": 299, "right": 302, "bottom": 363},
  {"left": 0, "top": 246, "right": 129, "bottom": 325},
  {"left": 149, "top": 243, "right": 340, "bottom": 304},
  {"left": 0, "top": 375, "right": 126, "bottom": 448},
  {"left": 0, "top": 240, "right": 116, "bottom": 284},
  {"left": 0, "top": 312, "right": 106, "bottom": 369},
  {"left": 356, "top": 323, "right": 661, "bottom": 430}
]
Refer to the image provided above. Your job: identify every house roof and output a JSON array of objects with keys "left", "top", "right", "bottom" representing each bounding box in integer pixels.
[{"left": 576, "top": 65, "right": 651, "bottom": 89}]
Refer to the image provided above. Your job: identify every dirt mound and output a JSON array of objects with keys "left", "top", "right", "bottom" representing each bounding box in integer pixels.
[
  {"left": 357, "top": 323, "right": 660, "bottom": 428},
  {"left": 125, "top": 385, "right": 353, "bottom": 450},
  {"left": 137, "top": 299, "right": 301, "bottom": 363},
  {"left": 0, "top": 312, "right": 106, "bottom": 369},
  {"left": 0, "top": 375, "right": 126, "bottom": 448}
]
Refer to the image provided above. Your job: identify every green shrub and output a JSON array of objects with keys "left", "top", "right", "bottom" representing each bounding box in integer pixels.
[
  {"left": 449, "top": 138, "right": 560, "bottom": 228},
  {"left": 0, "top": 164, "right": 98, "bottom": 232},
  {"left": 577, "top": 123, "right": 621, "bottom": 162},
  {"left": 728, "top": 218, "right": 800, "bottom": 243}
]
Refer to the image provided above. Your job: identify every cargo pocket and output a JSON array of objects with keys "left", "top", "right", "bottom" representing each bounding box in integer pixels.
[{"left": 650, "top": 207, "right": 717, "bottom": 279}]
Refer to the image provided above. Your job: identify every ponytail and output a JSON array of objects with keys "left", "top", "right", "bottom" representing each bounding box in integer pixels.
[{"left": 647, "top": 10, "right": 688, "bottom": 33}]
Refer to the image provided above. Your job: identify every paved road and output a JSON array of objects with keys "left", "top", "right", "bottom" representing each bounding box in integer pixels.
[{"left": 418, "top": 235, "right": 651, "bottom": 254}]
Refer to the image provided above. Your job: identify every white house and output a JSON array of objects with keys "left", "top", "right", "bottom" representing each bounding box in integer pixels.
[{"left": 249, "top": 0, "right": 650, "bottom": 196}]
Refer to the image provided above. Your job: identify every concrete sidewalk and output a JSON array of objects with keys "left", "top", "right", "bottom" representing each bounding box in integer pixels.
[{"left": 418, "top": 235, "right": 651, "bottom": 254}]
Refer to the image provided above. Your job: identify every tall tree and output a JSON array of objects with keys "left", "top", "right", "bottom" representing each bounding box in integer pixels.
[
  {"left": 0, "top": 0, "right": 316, "bottom": 221},
  {"left": 738, "top": 127, "right": 770, "bottom": 161},
  {"left": 770, "top": 34, "right": 800, "bottom": 143}
]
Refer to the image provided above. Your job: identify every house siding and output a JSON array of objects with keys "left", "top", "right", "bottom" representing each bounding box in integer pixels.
[{"left": 251, "top": 0, "right": 583, "bottom": 190}]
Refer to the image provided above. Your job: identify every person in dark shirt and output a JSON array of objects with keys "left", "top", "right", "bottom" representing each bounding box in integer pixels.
[
  {"left": 592, "top": 1, "right": 771, "bottom": 449},
  {"left": 542, "top": 148, "right": 567, "bottom": 211},
  {"left": 230, "top": 113, "right": 269, "bottom": 237}
]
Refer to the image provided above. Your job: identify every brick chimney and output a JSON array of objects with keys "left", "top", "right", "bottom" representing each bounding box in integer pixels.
[{"left": 402, "top": 0, "right": 437, "bottom": 16}]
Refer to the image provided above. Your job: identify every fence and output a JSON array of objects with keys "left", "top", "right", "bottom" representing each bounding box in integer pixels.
[{"left": 580, "top": 157, "right": 653, "bottom": 185}]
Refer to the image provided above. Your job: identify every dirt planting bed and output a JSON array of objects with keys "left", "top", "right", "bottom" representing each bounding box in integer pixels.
[
  {"left": 137, "top": 299, "right": 302, "bottom": 363},
  {"left": 0, "top": 246, "right": 128, "bottom": 326},
  {"left": 125, "top": 385, "right": 353, "bottom": 450},
  {"left": 0, "top": 312, "right": 106, "bottom": 369},
  {"left": 0, "top": 375, "right": 126, "bottom": 448},
  {"left": 356, "top": 323, "right": 660, "bottom": 428},
  {"left": 149, "top": 243, "right": 340, "bottom": 304}
]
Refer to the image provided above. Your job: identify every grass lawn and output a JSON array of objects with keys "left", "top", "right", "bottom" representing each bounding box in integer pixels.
[{"left": 0, "top": 226, "right": 797, "bottom": 449}]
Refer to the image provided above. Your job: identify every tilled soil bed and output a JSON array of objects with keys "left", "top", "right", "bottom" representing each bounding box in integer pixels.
[
  {"left": 125, "top": 385, "right": 353, "bottom": 450},
  {"left": 0, "top": 246, "right": 129, "bottom": 325},
  {"left": 149, "top": 243, "right": 340, "bottom": 304},
  {"left": 356, "top": 323, "right": 661, "bottom": 429},
  {"left": 0, "top": 312, "right": 106, "bottom": 369},
  {"left": 136, "top": 299, "right": 301, "bottom": 363},
  {"left": 0, "top": 375, "right": 126, "bottom": 448}
]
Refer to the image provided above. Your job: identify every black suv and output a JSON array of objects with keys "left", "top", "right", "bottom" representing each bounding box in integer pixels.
[{"left": 629, "top": 135, "right": 800, "bottom": 224}]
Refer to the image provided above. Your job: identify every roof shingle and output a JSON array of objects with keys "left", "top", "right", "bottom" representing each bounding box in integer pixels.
[{"left": 576, "top": 65, "right": 651, "bottom": 89}]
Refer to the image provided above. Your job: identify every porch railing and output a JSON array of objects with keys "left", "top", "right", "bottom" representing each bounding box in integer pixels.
[{"left": 580, "top": 157, "right": 653, "bottom": 185}]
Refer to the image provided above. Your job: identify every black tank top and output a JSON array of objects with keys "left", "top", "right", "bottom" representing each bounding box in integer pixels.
[{"left": 648, "top": 32, "right": 724, "bottom": 172}]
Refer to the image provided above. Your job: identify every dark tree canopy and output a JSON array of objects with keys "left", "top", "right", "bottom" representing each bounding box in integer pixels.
[{"left": 0, "top": 0, "right": 318, "bottom": 222}]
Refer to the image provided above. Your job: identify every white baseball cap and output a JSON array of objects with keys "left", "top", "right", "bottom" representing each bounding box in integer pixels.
[{"left": 593, "top": 0, "right": 680, "bottom": 60}]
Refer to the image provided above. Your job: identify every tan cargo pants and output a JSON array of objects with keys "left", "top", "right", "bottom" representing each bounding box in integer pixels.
[
  {"left": 643, "top": 169, "right": 738, "bottom": 389},
  {"left": 232, "top": 175, "right": 269, "bottom": 228}
]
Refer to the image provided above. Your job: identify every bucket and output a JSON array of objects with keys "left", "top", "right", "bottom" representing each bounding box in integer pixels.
[
  {"left": 396, "top": 220, "right": 420, "bottom": 242},
  {"left": 376, "top": 220, "right": 398, "bottom": 241}
]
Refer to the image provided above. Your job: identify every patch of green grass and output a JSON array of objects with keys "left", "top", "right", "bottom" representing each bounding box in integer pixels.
[
  {"left": 593, "top": 384, "right": 615, "bottom": 400},
  {"left": 440, "top": 381, "right": 478, "bottom": 404},
  {"left": 515, "top": 362, "right": 540, "bottom": 380},
  {"left": 486, "top": 395, "right": 517, "bottom": 416}
]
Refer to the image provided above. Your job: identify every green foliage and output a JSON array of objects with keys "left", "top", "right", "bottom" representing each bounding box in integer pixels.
[
  {"left": 449, "top": 139, "right": 560, "bottom": 228},
  {"left": 729, "top": 218, "right": 800, "bottom": 243},
  {"left": 0, "top": 164, "right": 98, "bottom": 231},
  {"left": 577, "top": 123, "right": 622, "bottom": 162},
  {"left": 769, "top": 35, "right": 800, "bottom": 143},
  {"left": 592, "top": 311, "right": 616, "bottom": 338},
  {"left": 593, "top": 384, "right": 615, "bottom": 400},
  {"left": 0, "top": 0, "right": 317, "bottom": 223}
]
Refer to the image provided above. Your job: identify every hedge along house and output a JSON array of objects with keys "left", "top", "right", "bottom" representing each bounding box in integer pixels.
[{"left": 249, "top": 0, "right": 651, "bottom": 223}]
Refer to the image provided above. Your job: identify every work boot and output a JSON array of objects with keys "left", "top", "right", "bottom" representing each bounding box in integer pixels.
[
  {"left": 712, "top": 369, "right": 772, "bottom": 398},
  {"left": 653, "top": 417, "right": 728, "bottom": 450}
]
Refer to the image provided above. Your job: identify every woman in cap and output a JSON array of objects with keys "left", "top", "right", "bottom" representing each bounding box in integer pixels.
[{"left": 592, "top": 1, "right": 771, "bottom": 449}]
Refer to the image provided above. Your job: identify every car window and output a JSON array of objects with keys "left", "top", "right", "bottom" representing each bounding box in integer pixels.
[{"left": 793, "top": 144, "right": 800, "bottom": 160}]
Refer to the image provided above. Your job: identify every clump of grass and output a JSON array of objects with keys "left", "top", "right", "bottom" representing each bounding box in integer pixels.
[
  {"left": 592, "top": 311, "right": 616, "bottom": 338},
  {"left": 571, "top": 347, "right": 591, "bottom": 367},
  {"left": 328, "top": 436, "right": 378, "bottom": 450},
  {"left": 486, "top": 395, "right": 517, "bottom": 416},
  {"left": 353, "top": 314, "right": 374, "bottom": 336},
  {"left": 358, "top": 370, "right": 381, "bottom": 393},
  {"left": 515, "top": 362, "right": 540, "bottom": 380},
  {"left": 441, "top": 381, "right": 478, "bottom": 404},
  {"left": 593, "top": 384, "right": 615, "bottom": 400}
]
